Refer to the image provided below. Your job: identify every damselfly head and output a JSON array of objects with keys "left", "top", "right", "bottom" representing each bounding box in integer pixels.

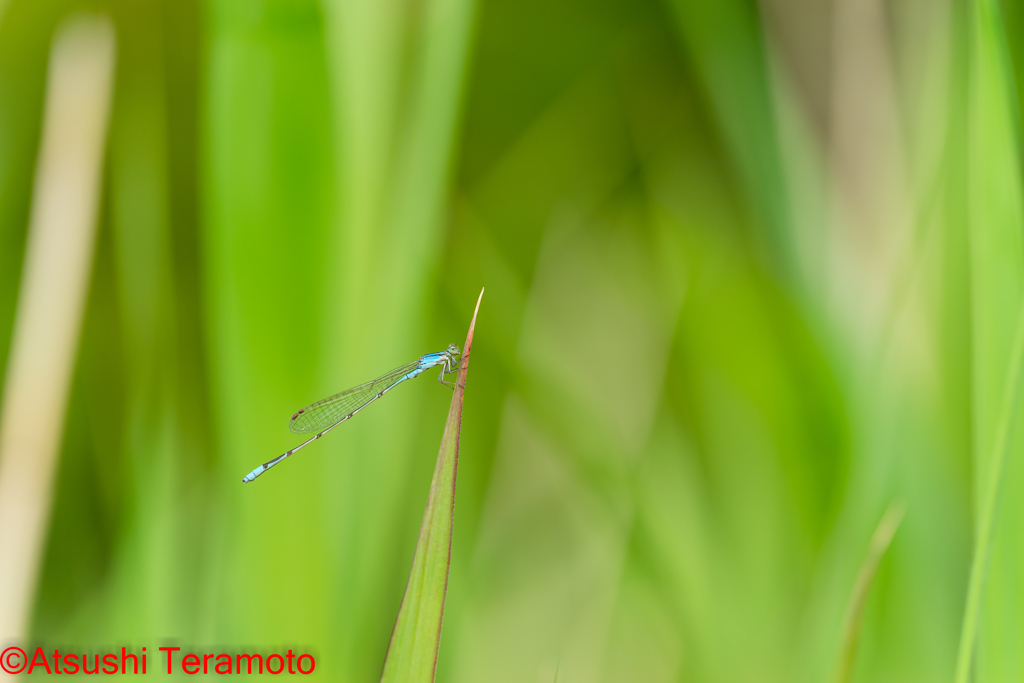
[{"left": 446, "top": 343, "right": 461, "bottom": 359}]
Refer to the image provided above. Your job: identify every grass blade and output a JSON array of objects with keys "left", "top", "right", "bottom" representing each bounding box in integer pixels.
[
  {"left": 955, "top": 303, "right": 1024, "bottom": 683},
  {"left": 955, "top": 0, "right": 1024, "bottom": 677},
  {"left": 834, "top": 502, "right": 905, "bottom": 683},
  {"left": 380, "top": 288, "right": 483, "bottom": 683},
  {"left": 0, "top": 15, "right": 114, "bottom": 643}
]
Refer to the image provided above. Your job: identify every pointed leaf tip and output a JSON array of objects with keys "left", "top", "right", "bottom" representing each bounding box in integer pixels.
[{"left": 379, "top": 289, "right": 483, "bottom": 683}]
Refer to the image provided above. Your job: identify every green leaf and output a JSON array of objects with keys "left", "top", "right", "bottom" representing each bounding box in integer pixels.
[
  {"left": 956, "top": 0, "right": 1024, "bottom": 679},
  {"left": 380, "top": 288, "right": 483, "bottom": 683},
  {"left": 834, "top": 502, "right": 905, "bottom": 683}
]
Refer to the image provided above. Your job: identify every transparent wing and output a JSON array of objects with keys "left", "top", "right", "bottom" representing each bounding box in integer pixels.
[{"left": 289, "top": 360, "right": 422, "bottom": 434}]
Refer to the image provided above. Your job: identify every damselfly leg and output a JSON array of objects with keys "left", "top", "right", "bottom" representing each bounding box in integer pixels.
[{"left": 437, "top": 354, "right": 459, "bottom": 389}]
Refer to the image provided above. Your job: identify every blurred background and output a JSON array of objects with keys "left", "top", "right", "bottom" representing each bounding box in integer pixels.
[{"left": 0, "top": 0, "right": 1021, "bottom": 680}]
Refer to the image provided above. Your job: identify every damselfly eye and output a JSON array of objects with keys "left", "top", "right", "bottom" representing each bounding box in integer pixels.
[{"left": 448, "top": 343, "right": 460, "bottom": 356}]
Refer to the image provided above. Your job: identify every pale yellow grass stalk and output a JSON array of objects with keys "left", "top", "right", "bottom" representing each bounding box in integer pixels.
[{"left": 0, "top": 15, "right": 115, "bottom": 651}]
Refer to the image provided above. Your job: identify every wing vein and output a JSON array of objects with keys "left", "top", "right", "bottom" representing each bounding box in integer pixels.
[{"left": 288, "top": 360, "right": 422, "bottom": 434}]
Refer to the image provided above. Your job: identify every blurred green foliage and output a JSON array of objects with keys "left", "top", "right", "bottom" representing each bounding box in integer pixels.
[{"left": 0, "top": 0, "right": 1021, "bottom": 681}]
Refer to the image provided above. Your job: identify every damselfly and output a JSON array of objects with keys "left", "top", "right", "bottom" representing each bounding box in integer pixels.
[{"left": 242, "top": 344, "right": 462, "bottom": 483}]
